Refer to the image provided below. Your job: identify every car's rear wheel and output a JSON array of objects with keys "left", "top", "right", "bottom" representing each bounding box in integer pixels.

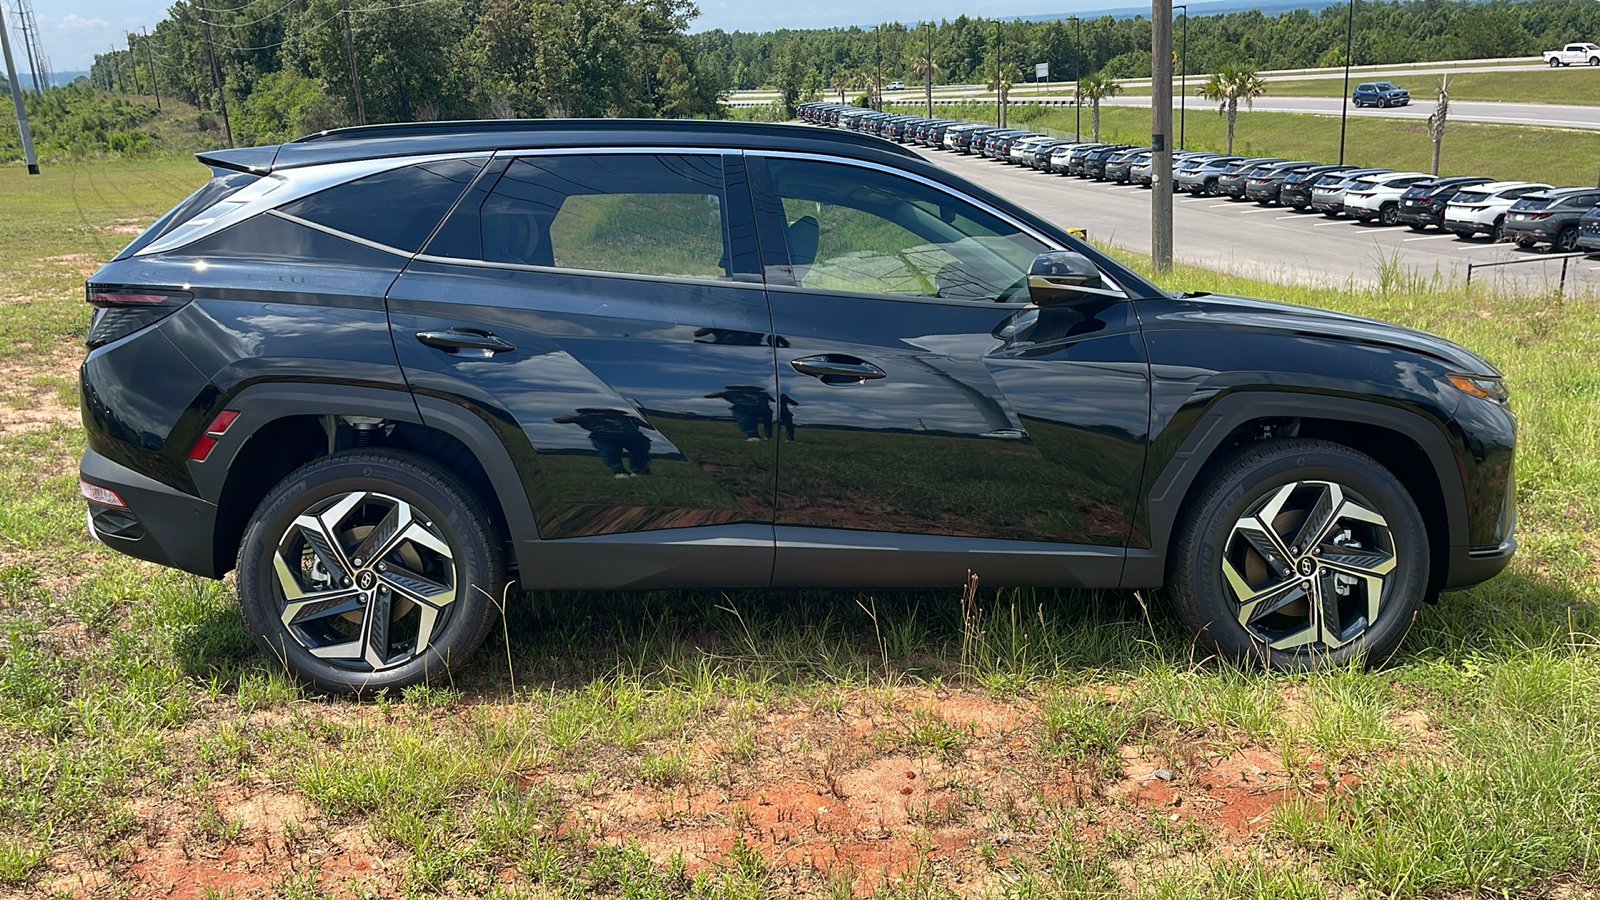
[
  {"left": 1556, "top": 226, "right": 1580, "bottom": 252},
  {"left": 1516, "top": 237, "right": 1536, "bottom": 248},
  {"left": 236, "top": 450, "right": 505, "bottom": 694},
  {"left": 1378, "top": 204, "right": 1400, "bottom": 226},
  {"left": 1170, "top": 439, "right": 1428, "bottom": 670},
  {"left": 1590, "top": 57, "right": 1600, "bottom": 66},
  {"left": 1549, "top": 57, "right": 1561, "bottom": 67}
]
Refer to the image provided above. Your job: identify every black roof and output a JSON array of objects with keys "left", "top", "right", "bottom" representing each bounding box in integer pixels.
[{"left": 198, "top": 118, "right": 918, "bottom": 174}]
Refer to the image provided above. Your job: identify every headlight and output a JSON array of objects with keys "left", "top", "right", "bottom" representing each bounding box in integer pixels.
[{"left": 1447, "top": 373, "right": 1510, "bottom": 403}]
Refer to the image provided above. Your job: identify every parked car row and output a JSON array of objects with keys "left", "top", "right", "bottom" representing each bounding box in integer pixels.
[{"left": 795, "top": 102, "right": 1600, "bottom": 255}]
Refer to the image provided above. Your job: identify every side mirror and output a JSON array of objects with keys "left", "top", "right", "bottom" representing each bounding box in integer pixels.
[{"left": 1027, "top": 251, "right": 1123, "bottom": 306}]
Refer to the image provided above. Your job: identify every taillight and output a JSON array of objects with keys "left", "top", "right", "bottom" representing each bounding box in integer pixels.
[
  {"left": 1525, "top": 212, "right": 1552, "bottom": 220},
  {"left": 85, "top": 285, "right": 194, "bottom": 349},
  {"left": 188, "top": 409, "right": 240, "bottom": 462}
]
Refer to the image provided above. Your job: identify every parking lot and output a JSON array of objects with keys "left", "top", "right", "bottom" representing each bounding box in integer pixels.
[{"left": 910, "top": 143, "right": 1600, "bottom": 294}]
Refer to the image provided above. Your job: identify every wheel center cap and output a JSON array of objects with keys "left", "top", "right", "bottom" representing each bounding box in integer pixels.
[
  {"left": 1298, "top": 557, "right": 1316, "bottom": 577},
  {"left": 356, "top": 570, "right": 377, "bottom": 591}
]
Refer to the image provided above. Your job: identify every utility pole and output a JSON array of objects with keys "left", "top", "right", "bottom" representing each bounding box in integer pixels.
[
  {"left": 1175, "top": 5, "right": 1187, "bottom": 150},
  {"left": 1338, "top": 0, "right": 1354, "bottom": 164},
  {"left": 126, "top": 35, "right": 141, "bottom": 95},
  {"left": 143, "top": 27, "right": 160, "bottom": 111},
  {"left": 13, "top": 4, "right": 38, "bottom": 94},
  {"left": 1151, "top": 0, "right": 1174, "bottom": 272},
  {"left": 201, "top": 18, "right": 233, "bottom": 146},
  {"left": 0, "top": 7, "right": 39, "bottom": 174},
  {"left": 341, "top": 0, "right": 366, "bottom": 125},
  {"left": 924, "top": 21, "right": 934, "bottom": 118},
  {"left": 993, "top": 19, "right": 1002, "bottom": 127},
  {"left": 1070, "top": 15, "right": 1082, "bottom": 139}
]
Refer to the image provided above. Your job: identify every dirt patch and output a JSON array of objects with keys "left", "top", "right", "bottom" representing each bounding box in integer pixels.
[{"left": 0, "top": 356, "right": 80, "bottom": 436}]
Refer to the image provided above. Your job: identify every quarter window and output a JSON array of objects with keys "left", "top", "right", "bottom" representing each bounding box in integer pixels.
[
  {"left": 473, "top": 154, "right": 731, "bottom": 279},
  {"left": 762, "top": 157, "right": 1048, "bottom": 301},
  {"left": 277, "top": 157, "right": 487, "bottom": 253}
]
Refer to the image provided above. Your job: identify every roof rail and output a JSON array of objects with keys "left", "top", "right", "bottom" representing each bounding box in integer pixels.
[{"left": 289, "top": 117, "right": 914, "bottom": 158}]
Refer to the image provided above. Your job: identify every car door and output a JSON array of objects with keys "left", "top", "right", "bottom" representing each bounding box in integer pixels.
[
  {"left": 747, "top": 153, "right": 1151, "bottom": 587},
  {"left": 386, "top": 151, "right": 779, "bottom": 588}
]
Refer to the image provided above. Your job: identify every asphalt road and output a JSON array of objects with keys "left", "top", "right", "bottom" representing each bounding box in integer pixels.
[
  {"left": 907, "top": 144, "right": 1600, "bottom": 294},
  {"left": 1101, "top": 95, "right": 1600, "bottom": 131}
]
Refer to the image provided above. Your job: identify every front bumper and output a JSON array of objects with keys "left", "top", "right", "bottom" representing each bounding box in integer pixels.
[{"left": 81, "top": 447, "right": 221, "bottom": 578}]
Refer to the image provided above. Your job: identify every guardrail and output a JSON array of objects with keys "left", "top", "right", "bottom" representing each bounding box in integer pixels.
[{"left": 1465, "top": 251, "right": 1588, "bottom": 297}]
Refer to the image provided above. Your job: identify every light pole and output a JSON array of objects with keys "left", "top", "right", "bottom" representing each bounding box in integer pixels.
[
  {"left": 1338, "top": 0, "right": 1355, "bottom": 164},
  {"left": 1070, "top": 15, "right": 1082, "bottom": 139},
  {"left": 1174, "top": 4, "right": 1187, "bottom": 150}
]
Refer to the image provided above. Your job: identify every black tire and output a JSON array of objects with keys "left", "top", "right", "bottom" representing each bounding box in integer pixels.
[
  {"left": 1406, "top": 224, "right": 1427, "bottom": 232},
  {"left": 1378, "top": 204, "right": 1400, "bottom": 226},
  {"left": 1591, "top": 57, "right": 1600, "bottom": 67},
  {"left": 1170, "top": 439, "right": 1429, "bottom": 670},
  {"left": 1516, "top": 237, "right": 1536, "bottom": 248},
  {"left": 1555, "top": 226, "right": 1580, "bottom": 253},
  {"left": 1491, "top": 217, "right": 1505, "bottom": 243},
  {"left": 1549, "top": 57, "right": 1561, "bottom": 67},
  {"left": 236, "top": 450, "right": 506, "bottom": 694}
]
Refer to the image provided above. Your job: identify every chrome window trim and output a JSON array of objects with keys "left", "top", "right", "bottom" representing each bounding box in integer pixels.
[
  {"left": 410, "top": 253, "right": 766, "bottom": 291},
  {"left": 134, "top": 151, "right": 492, "bottom": 258},
  {"left": 268, "top": 209, "right": 415, "bottom": 259}
]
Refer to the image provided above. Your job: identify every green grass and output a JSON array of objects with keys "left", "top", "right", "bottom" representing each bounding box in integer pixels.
[
  {"left": 933, "top": 100, "right": 1600, "bottom": 186},
  {"left": 1, "top": 157, "right": 1598, "bottom": 897}
]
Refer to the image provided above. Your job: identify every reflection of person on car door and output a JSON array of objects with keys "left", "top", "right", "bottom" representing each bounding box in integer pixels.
[
  {"left": 552, "top": 408, "right": 653, "bottom": 477},
  {"left": 778, "top": 393, "right": 800, "bottom": 441},
  {"left": 705, "top": 385, "right": 774, "bottom": 441}
]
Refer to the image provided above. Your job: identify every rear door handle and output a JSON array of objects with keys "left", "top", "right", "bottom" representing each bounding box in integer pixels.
[
  {"left": 790, "top": 354, "right": 887, "bottom": 384},
  {"left": 416, "top": 329, "right": 515, "bottom": 355}
]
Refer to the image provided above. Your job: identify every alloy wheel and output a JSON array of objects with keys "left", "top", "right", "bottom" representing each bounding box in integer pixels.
[
  {"left": 1220, "top": 480, "right": 1396, "bottom": 651},
  {"left": 273, "top": 491, "right": 459, "bottom": 671}
]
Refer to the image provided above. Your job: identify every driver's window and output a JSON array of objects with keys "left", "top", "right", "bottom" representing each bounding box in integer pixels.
[{"left": 764, "top": 157, "right": 1049, "bottom": 301}]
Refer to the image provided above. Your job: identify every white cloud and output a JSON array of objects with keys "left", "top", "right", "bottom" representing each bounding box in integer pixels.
[{"left": 58, "top": 14, "right": 111, "bottom": 29}]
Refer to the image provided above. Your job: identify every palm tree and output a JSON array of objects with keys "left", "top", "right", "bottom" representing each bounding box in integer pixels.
[
  {"left": 1427, "top": 75, "right": 1450, "bottom": 176},
  {"left": 1078, "top": 71, "right": 1123, "bottom": 141},
  {"left": 908, "top": 50, "right": 941, "bottom": 118},
  {"left": 988, "top": 62, "right": 1023, "bottom": 127},
  {"left": 1198, "top": 63, "right": 1268, "bottom": 154}
]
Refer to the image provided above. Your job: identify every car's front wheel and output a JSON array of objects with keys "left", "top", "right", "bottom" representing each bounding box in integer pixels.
[
  {"left": 236, "top": 451, "right": 506, "bottom": 694},
  {"left": 1170, "top": 439, "right": 1428, "bottom": 670}
]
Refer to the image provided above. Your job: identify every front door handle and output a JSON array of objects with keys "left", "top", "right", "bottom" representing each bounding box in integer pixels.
[
  {"left": 790, "top": 354, "right": 887, "bottom": 384},
  {"left": 416, "top": 329, "right": 516, "bottom": 355}
]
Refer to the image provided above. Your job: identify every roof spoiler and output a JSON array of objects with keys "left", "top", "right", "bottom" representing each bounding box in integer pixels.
[{"left": 195, "top": 145, "right": 281, "bottom": 175}]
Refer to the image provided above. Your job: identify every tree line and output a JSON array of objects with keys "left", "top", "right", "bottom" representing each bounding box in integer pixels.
[{"left": 77, "top": 0, "right": 1600, "bottom": 144}]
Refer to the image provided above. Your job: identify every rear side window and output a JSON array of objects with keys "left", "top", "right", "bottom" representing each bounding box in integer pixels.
[
  {"left": 278, "top": 157, "right": 487, "bottom": 253},
  {"left": 436, "top": 154, "right": 733, "bottom": 280},
  {"left": 1452, "top": 191, "right": 1488, "bottom": 205}
]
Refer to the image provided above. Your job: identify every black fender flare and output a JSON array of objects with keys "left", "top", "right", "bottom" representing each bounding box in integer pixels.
[
  {"left": 1121, "top": 392, "right": 1466, "bottom": 587},
  {"left": 198, "top": 383, "right": 542, "bottom": 576}
]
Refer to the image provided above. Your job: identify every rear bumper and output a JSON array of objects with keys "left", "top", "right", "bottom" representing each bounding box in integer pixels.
[
  {"left": 1578, "top": 233, "right": 1600, "bottom": 251},
  {"left": 1398, "top": 209, "right": 1441, "bottom": 226},
  {"left": 81, "top": 447, "right": 220, "bottom": 578}
]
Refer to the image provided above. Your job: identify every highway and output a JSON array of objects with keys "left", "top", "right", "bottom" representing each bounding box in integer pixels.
[
  {"left": 906, "top": 143, "right": 1600, "bottom": 294},
  {"left": 1101, "top": 95, "right": 1600, "bottom": 131}
]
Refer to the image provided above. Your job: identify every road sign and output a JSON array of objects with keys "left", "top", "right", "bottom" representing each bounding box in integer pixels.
[{"left": 1035, "top": 62, "right": 1049, "bottom": 79}]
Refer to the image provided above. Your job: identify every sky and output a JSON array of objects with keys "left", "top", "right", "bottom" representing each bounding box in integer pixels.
[{"left": 20, "top": 0, "right": 1112, "bottom": 73}]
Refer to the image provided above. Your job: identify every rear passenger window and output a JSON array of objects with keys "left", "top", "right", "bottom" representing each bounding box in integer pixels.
[
  {"left": 277, "top": 157, "right": 487, "bottom": 253},
  {"left": 461, "top": 154, "right": 731, "bottom": 280}
]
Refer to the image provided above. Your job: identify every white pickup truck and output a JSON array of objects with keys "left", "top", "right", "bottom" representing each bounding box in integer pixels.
[{"left": 1543, "top": 42, "right": 1600, "bottom": 66}]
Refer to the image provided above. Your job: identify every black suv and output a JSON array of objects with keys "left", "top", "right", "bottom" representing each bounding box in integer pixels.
[
  {"left": 81, "top": 120, "right": 1516, "bottom": 693},
  {"left": 1396, "top": 176, "right": 1492, "bottom": 231}
]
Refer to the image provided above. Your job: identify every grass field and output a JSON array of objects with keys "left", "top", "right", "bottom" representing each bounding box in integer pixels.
[
  {"left": 930, "top": 101, "right": 1600, "bottom": 186},
  {"left": 2, "top": 157, "right": 1599, "bottom": 899}
]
